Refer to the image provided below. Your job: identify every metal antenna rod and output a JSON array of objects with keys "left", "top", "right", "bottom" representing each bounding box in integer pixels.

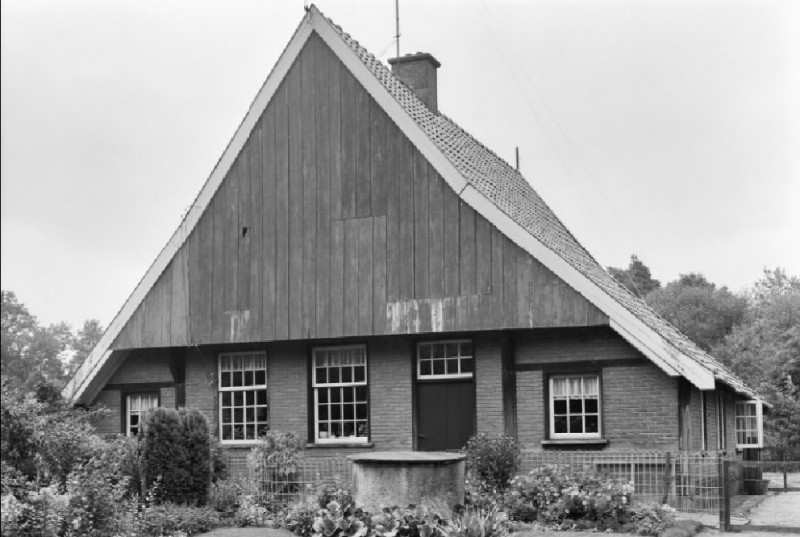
[{"left": 395, "top": 0, "right": 401, "bottom": 57}]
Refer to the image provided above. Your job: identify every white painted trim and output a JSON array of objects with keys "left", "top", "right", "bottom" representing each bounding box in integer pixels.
[
  {"left": 62, "top": 15, "right": 316, "bottom": 404},
  {"left": 734, "top": 400, "right": 763, "bottom": 449},
  {"left": 548, "top": 374, "right": 602, "bottom": 439}
]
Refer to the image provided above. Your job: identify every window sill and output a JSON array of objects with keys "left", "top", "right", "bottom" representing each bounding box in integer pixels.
[
  {"left": 541, "top": 438, "right": 608, "bottom": 446},
  {"left": 305, "top": 442, "right": 374, "bottom": 449}
]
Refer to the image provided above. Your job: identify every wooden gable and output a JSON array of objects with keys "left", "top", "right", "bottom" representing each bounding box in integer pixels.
[{"left": 111, "top": 33, "right": 606, "bottom": 350}]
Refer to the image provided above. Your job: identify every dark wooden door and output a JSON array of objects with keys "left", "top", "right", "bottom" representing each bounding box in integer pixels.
[{"left": 417, "top": 380, "right": 475, "bottom": 451}]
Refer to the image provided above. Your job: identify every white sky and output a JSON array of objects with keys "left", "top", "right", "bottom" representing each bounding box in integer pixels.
[{"left": 2, "top": 0, "right": 799, "bottom": 329}]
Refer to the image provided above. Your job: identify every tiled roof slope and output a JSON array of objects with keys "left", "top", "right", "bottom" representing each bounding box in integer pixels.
[{"left": 323, "top": 13, "right": 756, "bottom": 398}]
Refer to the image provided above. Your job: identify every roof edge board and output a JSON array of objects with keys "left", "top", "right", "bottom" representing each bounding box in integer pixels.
[
  {"left": 460, "top": 185, "right": 717, "bottom": 391},
  {"left": 62, "top": 15, "right": 316, "bottom": 404}
]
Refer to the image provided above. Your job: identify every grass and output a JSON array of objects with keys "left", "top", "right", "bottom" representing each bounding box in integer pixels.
[{"left": 202, "top": 528, "right": 290, "bottom": 537}]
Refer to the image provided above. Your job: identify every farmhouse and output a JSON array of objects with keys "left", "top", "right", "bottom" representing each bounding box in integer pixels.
[{"left": 64, "top": 6, "right": 763, "bottom": 458}]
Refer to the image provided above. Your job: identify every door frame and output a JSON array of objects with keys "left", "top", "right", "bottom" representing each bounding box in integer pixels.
[{"left": 410, "top": 336, "right": 478, "bottom": 451}]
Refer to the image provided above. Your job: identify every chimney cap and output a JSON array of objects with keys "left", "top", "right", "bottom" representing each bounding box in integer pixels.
[{"left": 388, "top": 52, "right": 441, "bottom": 68}]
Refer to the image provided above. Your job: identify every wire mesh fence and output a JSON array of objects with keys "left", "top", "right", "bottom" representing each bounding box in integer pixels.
[
  {"left": 221, "top": 452, "right": 354, "bottom": 505},
  {"left": 518, "top": 449, "right": 736, "bottom": 515}
]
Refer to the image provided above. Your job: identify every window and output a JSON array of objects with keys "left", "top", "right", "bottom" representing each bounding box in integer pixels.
[
  {"left": 735, "top": 400, "right": 763, "bottom": 449},
  {"left": 417, "top": 340, "right": 473, "bottom": 379},
  {"left": 126, "top": 393, "right": 158, "bottom": 436},
  {"left": 716, "top": 394, "right": 727, "bottom": 450},
  {"left": 549, "top": 375, "right": 601, "bottom": 439},
  {"left": 218, "top": 352, "right": 268, "bottom": 443},
  {"left": 312, "top": 345, "right": 368, "bottom": 444}
]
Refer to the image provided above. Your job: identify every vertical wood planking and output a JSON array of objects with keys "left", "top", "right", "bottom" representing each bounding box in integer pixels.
[
  {"left": 373, "top": 216, "right": 387, "bottom": 335},
  {"left": 160, "top": 267, "right": 172, "bottom": 345},
  {"left": 398, "top": 137, "right": 415, "bottom": 299},
  {"left": 475, "top": 214, "right": 492, "bottom": 295},
  {"left": 344, "top": 218, "right": 359, "bottom": 336},
  {"left": 358, "top": 219, "right": 373, "bottom": 334},
  {"left": 443, "top": 184, "right": 460, "bottom": 297},
  {"left": 340, "top": 70, "right": 356, "bottom": 219},
  {"left": 516, "top": 253, "right": 531, "bottom": 327},
  {"left": 329, "top": 55, "right": 343, "bottom": 222},
  {"left": 428, "top": 168, "right": 444, "bottom": 298},
  {"left": 315, "top": 38, "right": 332, "bottom": 339},
  {"left": 170, "top": 248, "right": 187, "bottom": 346},
  {"left": 274, "top": 81, "right": 290, "bottom": 340},
  {"left": 262, "top": 103, "right": 277, "bottom": 341},
  {"left": 385, "top": 120, "right": 400, "bottom": 302},
  {"left": 238, "top": 141, "right": 252, "bottom": 338},
  {"left": 224, "top": 158, "right": 240, "bottom": 342},
  {"left": 491, "top": 226, "right": 505, "bottom": 328},
  {"left": 459, "top": 201, "right": 476, "bottom": 296},
  {"left": 502, "top": 236, "right": 517, "bottom": 328},
  {"left": 288, "top": 55, "right": 304, "bottom": 339},
  {"left": 355, "top": 83, "right": 371, "bottom": 217},
  {"left": 198, "top": 206, "right": 214, "bottom": 344},
  {"left": 330, "top": 220, "right": 345, "bottom": 337},
  {"left": 249, "top": 121, "right": 264, "bottom": 341},
  {"left": 413, "top": 152, "right": 429, "bottom": 298},
  {"left": 301, "top": 38, "right": 318, "bottom": 339},
  {"left": 370, "top": 102, "right": 386, "bottom": 216},
  {"left": 211, "top": 189, "right": 226, "bottom": 343}
]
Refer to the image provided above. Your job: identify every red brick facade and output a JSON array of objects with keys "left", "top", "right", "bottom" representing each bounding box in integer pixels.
[{"left": 91, "top": 327, "right": 742, "bottom": 455}]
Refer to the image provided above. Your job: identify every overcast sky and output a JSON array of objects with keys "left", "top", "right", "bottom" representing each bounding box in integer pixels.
[{"left": 2, "top": 0, "right": 798, "bottom": 329}]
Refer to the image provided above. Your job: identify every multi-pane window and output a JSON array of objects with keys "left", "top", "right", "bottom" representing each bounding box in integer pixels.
[
  {"left": 218, "top": 352, "right": 268, "bottom": 443},
  {"left": 417, "top": 340, "right": 473, "bottom": 379},
  {"left": 312, "top": 346, "right": 368, "bottom": 444},
  {"left": 550, "top": 375, "right": 601, "bottom": 438},
  {"left": 126, "top": 393, "right": 158, "bottom": 437},
  {"left": 735, "top": 400, "right": 763, "bottom": 448}
]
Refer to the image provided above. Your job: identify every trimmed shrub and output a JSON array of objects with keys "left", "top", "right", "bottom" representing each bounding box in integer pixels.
[
  {"left": 138, "top": 407, "right": 211, "bottom": 505},
  {"left": 182, "top": 408, "right": 212, "bottom": 505},
  {"left": 465, "top": 433, "right": 521, "bottom": 494}
]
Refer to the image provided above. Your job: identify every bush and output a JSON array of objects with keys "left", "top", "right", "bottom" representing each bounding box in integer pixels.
[
  {"left": 465, "top": 433, "right": 520, "bottom": 494},
  {"left": 138, "top": 407, "right": 211, "bottom": 505},
  {"left": 443, "top": 506, "right": 509, "bottom": 537},
  {"left": 139, "top": 503, "right": 221, "bottom": 536}
]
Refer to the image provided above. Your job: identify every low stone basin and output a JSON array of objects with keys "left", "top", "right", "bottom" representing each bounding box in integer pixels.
[{"left": 349, "top": 451, "right": 466, "bottom": 513}]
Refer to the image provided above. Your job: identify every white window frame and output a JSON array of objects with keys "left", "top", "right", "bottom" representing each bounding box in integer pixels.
[
  {"left": 735, "top": 400, "right": 764, "bottom": 449},
  {"left": 416, "top": 339, "right": 474, "bottom": 380},
  {"left": 716, "top": 394, "right": 727, "bottom": 450},
  {"left": 218, "top": 351, "right": 268, "bottom": 445},
  {"left": 312, "top": 345, "right": 369, "bottom": 444},
  {"left": 126, "top": 393, "right": 159, "bottom": 437},
  {"left": 549, "top": 374, "right": 602, "bottom": 439}
]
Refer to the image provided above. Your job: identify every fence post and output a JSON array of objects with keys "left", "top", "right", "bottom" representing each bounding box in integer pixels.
[
  {"left": 718, "top": 459, "right": 731, "bottom": 532},
  {"left": 784, "top": 449, "right": 788, "bottom": 491},
  {"left": 662, "top": 452, "right": 671, "bottom": 505}
]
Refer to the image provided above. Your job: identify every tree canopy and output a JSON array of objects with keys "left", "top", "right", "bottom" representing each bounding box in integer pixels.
[
  {"left": 608, "top": 254, "right": 661, "bottom": 298},
  {"left": 1, "top": 290, "right": 103, "bottom": 392}
]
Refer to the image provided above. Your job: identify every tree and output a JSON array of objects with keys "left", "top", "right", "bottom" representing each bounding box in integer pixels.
[
  {"left": 68, "top": 319, "right": 104, "bottom": 376},
  {"left": 1, "top": 291, "right": 70, "bottom": 390},
  {"left": 713, "top": 268, "right": 800, "bottom": 446},
  {"left": 608, "top": 254, "right": 661, "bottom": 298},
  {"left": 646, "top": 273, "right": 747, "bottom": 352}
]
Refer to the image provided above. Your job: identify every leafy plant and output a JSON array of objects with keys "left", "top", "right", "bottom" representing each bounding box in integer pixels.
[
  {"left": 464, "top": 433, "right": 520, "bottom": 494},
  {"left": 442, "top": 506, "right": 509, "bottom": 537}
]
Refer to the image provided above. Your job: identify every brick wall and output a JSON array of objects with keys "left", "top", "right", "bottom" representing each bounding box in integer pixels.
[
  {"left": 475, "top": 333, "right": 504, "bottom": 434},
  {"left": 514, "top": 328, "right": 680, "bottom": 450},
  {"left": 91, "top": 389, "right": 121, "bottom": 434}
]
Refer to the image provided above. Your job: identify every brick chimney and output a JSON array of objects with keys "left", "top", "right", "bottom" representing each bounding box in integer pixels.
[{"left": 388, "top": 52, "right": 441, "bottom": 112}]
